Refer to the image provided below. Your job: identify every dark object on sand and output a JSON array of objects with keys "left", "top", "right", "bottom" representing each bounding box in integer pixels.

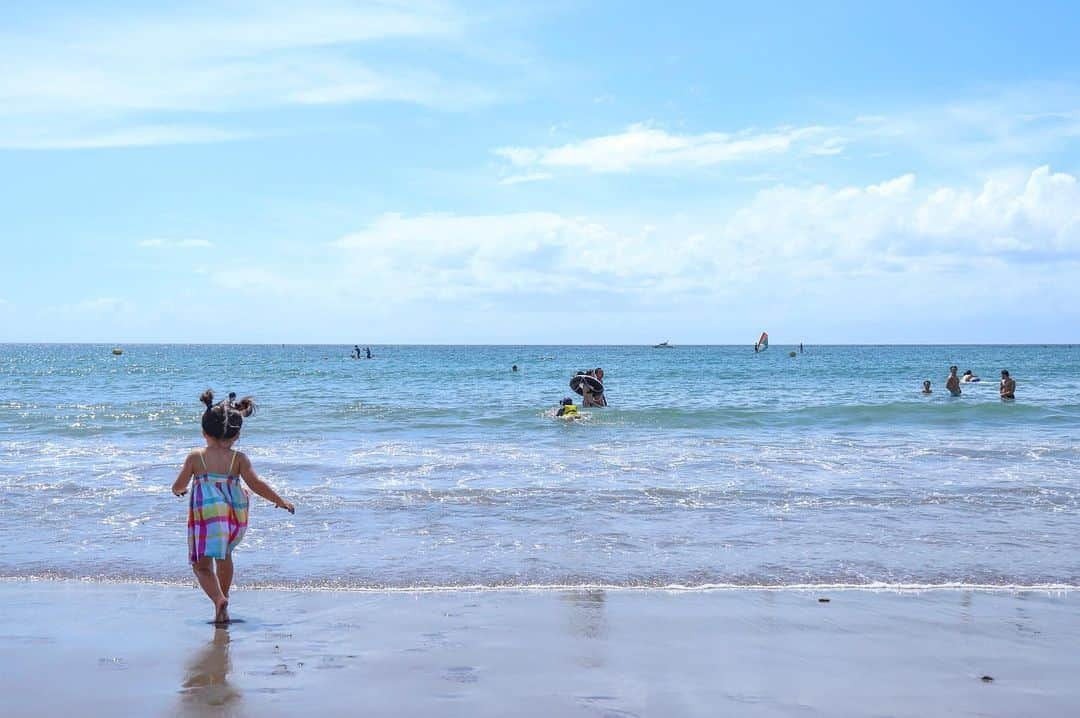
[
  {"left": 981, "top": 675, "right": 994, "bottom": 683},
  {"left": 817, "top": 598, "right": 830, "bottom": 603}
]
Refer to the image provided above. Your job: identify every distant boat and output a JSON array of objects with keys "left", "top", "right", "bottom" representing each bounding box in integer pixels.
[
  {"left": 111, "top": 347, "right": 123, "bottom": 356},
  {"left": 653, "top": 341, "right": 673, "bottom": 348},
  {"left": 754, "top": 332, "right": 769, "bottom": 352}
]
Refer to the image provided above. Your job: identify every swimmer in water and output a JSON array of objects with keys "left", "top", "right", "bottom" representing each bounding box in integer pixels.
[
  {"left": 556, "top": 397, "right": 579, "bottom": 418},
  {"left": 961, "top": 369, "right": 980, "bottom": 383},
  {"left": 1000, "top": 370, "right": 1016, "bottom": 400},
  {"left": 922, "top": 380, "right": 932, "bottom": 394},
  {"left": 946, "top": 366, "right": 962, "bottom": 396},
  {"left": 512, "top": 364, "right": 518, "bottom": 372}
]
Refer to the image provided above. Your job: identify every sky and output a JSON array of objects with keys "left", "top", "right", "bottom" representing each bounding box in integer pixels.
[{"left": 2, "top": 0, "right": 1080, "bottom": 344}]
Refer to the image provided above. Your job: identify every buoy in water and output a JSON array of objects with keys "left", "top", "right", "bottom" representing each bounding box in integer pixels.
[
  {"left": 112, "top": 348, "right": 123, "bottom": 355},
  {"left": 789, "top": 351, "right": 797, "bottom": 357}
]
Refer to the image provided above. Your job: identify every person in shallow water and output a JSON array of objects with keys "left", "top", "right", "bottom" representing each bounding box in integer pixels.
[
  {"left": 556, "top": 397, "right": 579, "bottom": 418},
  {"left": 961, "top": 369, "right": 980, "bottom": 383},
  {"left": 1000, "top": 370, "right": 1016, "bottom": 400},
  {"left": 172, "top": 390, "right": 295, "bottom": 625},
  {"left": 581, "top": 369, "right": 608, "bottom": 407},
  {"left": 922, "top": 380, "right": 932, "bottom": 394},
  {"left": 946, "top": 366, "right": 962, "bottom": 396}
]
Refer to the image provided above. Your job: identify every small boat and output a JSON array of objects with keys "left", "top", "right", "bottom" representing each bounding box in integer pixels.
[
  {"left": 653, "top": 341, "right": 673, "bottom": 348},
  {"left": 111, "top": 347, "right": 124, "bottom": 356}
]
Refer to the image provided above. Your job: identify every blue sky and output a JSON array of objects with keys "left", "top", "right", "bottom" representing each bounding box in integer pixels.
[{"left": 2, "top": 0, "right": 1080, "bottom": 343}]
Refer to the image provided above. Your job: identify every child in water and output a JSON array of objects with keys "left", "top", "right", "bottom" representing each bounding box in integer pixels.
[
  {"left": 172, "top": 390, "right": 294, "bottom": 624},
  {"left": 556, "top": 397, "right": 579, "bottom": 418}
]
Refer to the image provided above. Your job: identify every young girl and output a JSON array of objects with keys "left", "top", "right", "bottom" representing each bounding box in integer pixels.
[{"left": 172, "top": 390, "right": 294, "bottom": 624}]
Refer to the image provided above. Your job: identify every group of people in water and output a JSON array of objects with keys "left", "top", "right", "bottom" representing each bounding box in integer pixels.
[
  {"left": 556, "top": 368, "right": 607, "bottom": 418},
  {"left": 351, "top": 345, "right": 372, "bottom": 359},
  {"left": 922, "top": 365, "right": 1016, "bottom": 400}
]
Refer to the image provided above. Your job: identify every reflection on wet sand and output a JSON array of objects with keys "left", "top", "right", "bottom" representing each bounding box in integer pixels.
[
  {"left": 564, "top": 589, "right": 608, "bottom": 640},
  {"left": 563, "top": 590, "right": 608, "bottom": 670},
  {"left": 180, "top": 628, "right": 241, "bottom": 715}
]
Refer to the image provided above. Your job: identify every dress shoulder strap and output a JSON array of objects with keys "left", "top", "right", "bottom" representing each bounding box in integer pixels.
[
  {"left": 227, "top": 450, "right": 237, "bottom": 476},
  {"left": 198, "top": 451, "right": 208, "bottom": 473}
]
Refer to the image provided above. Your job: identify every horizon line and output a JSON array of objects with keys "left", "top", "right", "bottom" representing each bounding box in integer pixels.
[{"left": 1, "top": 342, "right": 1077, "bottom": 348}]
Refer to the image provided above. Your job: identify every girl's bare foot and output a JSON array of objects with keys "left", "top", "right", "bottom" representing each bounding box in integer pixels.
[{"left": 214, "top": 597, "right": 230, "bottom": 625}]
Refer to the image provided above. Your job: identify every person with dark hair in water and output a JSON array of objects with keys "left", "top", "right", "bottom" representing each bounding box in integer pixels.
[
  {"left": 922, "top": 380, "right": 932, "bottom": 394},
  {"left": 172, "top": 390, "right": 294, "bottom": 624},
  {"left": 582, "top": 369, "right": 607, "bottom": 407},
  {"left": 1000, "top": 370, "right": 1016, "bottom": 400},
  {"left": 365, "top": 346, "right": 372, "bottom": 359},
  {"left": 946, "top": 366, "right": 962, "bottom": 396},
  {"left": 556, "top": 397, "right": 579, "bottom": 418}
]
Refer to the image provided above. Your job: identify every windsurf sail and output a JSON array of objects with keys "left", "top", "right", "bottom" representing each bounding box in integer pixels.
[{"left": 755, "top": 332, "right": 769, "bottom": 352}]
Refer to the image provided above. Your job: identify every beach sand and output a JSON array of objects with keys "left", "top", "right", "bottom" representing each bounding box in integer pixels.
[{"left": 1, "top": 580, "right": 1077, "bottom": 717}]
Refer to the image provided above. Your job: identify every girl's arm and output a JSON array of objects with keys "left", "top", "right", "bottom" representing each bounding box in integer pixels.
[
  {"left": 172, "top": 453, "right": 195, "bottom": 496},
  {"left": 238, "top": 453, "right": 295, "bottom": 514}
]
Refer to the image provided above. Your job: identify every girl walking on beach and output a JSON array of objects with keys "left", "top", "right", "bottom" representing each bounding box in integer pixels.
[{"left": 172, "top": 390, "right": 294, "bottom": 624}]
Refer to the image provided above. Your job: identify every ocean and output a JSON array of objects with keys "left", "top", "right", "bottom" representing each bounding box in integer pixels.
[{"left": 1, "top": 343, "right": 1077, "bottom": 590}]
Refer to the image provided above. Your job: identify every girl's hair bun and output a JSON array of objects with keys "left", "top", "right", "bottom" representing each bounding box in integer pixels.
[
  {"left": 199, "top": 388, "right": 256, "bottom": 438},
  {"left": 232, "top": 396, "right": 256, "bottom": 417}
]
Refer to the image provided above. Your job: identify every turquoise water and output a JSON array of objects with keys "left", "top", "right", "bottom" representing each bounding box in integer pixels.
[{"left": 1, "top": 344, "right": 1078, "bottom": 588}]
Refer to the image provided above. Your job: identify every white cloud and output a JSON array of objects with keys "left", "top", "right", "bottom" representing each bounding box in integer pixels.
[
  {"left": 499, "top": 172, "right": 553, "bottom": 185},
  {"left": 59, "top": 297, "right": 131, "bottom": 315},
  {"left": 0, "top": 1, "right": 484, "bottom": 148},
  {"left": 138, "top": 238, "right": 214, "bottom": 249},
  {"left": 494, "top": 87, "right": 1080, "bottom": 178},
  {"left": 0, "top": 125, "right": 255, "bottom": 150},
  {"left": 495, "top": 123, "right": 829, "bottom": 173},
  {"left": 720, "top": 166, "right": 1080, "bottom": 277},
  {"left": 318, "top": 166, "right": 1080, "bottom": 306}
]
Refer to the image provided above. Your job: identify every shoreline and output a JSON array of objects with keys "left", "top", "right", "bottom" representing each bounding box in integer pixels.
[
  {"left": 3, "top": 575, "right": 1079, "bottom": 594},
  {"left": 4, "top": 580, "right": 1078, "bottom": 717}
]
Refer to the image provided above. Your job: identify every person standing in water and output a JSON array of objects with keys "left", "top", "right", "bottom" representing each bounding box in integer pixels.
[
  {"left": 352, "top": 345, "right": 361, "bottom": 359},
  {"left": 172, "top": 390, "right": 294, "bottom": 624},
  {"left": 946, "top": 366, "right": 962, "bottom": 396},
  {"left": 922, "top": 380, "right": 932, "bottom": 394},
  {"left": 1000, "top": 370, "right": 1016, "bottom": 400},
  {"left": 586, "top": 368, "right": 608, "bottom": 407},
  {"left": 365, "top": 346, "right": 372, "bottom": 359}
]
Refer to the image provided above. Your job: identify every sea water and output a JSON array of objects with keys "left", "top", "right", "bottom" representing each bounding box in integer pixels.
[{"left": 1, "top": 344, "right": 1077, "bottom": 589}]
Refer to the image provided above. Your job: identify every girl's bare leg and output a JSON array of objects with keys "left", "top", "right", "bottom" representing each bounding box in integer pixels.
[
  {"left": 192, "top": 557, "right": 228, "bottom": 623},
  {"left": 216, "top": 556, "right": 234, "bottom": 599}
]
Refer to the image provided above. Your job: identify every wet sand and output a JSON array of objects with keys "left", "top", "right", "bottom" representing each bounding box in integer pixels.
[{"left": 1, "top": 580, "right": 1077, "bottom": 717}]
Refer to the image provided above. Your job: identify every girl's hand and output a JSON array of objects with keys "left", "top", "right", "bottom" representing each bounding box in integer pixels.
[
  {"left": 276, "top": 500, "right": 295, "bottom": 514},
  {"left": 173, "top": 489, "right": 187, "bottom": 497}
]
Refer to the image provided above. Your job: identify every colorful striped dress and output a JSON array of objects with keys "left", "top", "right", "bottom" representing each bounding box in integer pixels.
[{"left": 188, "top": 450, "right": 249, "bottom": 563}]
